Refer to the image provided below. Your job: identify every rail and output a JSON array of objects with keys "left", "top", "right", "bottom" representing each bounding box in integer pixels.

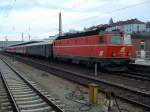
[
  {"left": 5, "top": 54, "right": 150, "bottom": 110},
  {"left": 0, "top": 58, "right": 65, "bottom": 112}
]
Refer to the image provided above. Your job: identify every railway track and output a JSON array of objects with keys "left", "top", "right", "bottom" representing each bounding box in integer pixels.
[
  {"left": 0, "top": 58, "right": 65, "bottom": 112},
  {"left": 0, "top": 75, "right": 13, "bottom": 111},
  {"left": 128, "top": 63, "right": 150, "bottom": 74},
  {"left": 112, "top": 71, "right": 150, "bottom": 82},
  {"left": 3, "top": 53, "right": 150, "bottom": 111}
]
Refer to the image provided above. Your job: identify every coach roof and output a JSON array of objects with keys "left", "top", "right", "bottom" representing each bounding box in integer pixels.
[{"left": 24, "top": 40, "right": 53, "bottom": 47}]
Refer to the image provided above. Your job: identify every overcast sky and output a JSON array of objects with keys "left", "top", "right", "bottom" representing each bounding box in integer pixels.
[{"left": 0, "top": 0, "right": 149, "bottom": 41}]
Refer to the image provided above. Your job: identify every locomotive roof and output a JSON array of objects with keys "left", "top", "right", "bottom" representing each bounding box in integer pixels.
[
  {"left": 56, "top": 29, "right": 121, "bottom": 40},
  {"left": 56, "top": 29, "right": 100, "bottom": 40}
]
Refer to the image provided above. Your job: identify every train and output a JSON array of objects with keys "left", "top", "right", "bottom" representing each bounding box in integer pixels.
[{"left": 5, "top": 30, "right": 133, "bottom": 71}]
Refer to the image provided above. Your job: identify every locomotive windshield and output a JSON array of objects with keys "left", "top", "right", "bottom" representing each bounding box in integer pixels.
[{"left": 110, "top": 36, "right": 123, "bottom": 44}]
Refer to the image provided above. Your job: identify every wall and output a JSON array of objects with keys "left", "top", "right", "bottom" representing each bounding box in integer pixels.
[{"left": 131, "top": 38, "right": 141, "bottom": 58}]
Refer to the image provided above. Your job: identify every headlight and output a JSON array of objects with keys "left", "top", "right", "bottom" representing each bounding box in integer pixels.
[
  {"left": 99, "top": 50, "right": 104, "bottom": 56},
  {"left": 128, "top": 52, "right": 131, "bottom": 57}
]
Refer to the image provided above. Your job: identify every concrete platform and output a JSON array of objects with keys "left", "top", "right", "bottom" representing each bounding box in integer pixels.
[{"left": 134, "top": 58, "right": 150, "bottom": 66}]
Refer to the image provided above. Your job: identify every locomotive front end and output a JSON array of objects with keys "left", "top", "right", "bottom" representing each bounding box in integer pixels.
[{"left": 99, "top": 33, "right": 133, "bottom": 71}]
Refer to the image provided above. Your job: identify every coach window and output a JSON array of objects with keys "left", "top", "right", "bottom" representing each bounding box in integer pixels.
[{"left": 99, "top": 36, "right": 104, "bottom": 44}]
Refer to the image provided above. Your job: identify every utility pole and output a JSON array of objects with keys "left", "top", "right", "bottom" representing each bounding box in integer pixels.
[
  {"left": 28, "top": 27, "right": 31, "bottom": 41},
  {"left": 94, "top": 63, "right": 98, "bottom": 76},
  {"left": 22, "top": 32, "right": 24, "bottom": 41},
  {"left": 28, "top": 34, "right": 31, "bottom": 41},
  {"left": 59, "top": 12, "right": 62, "bottom": 36},
  {"left": 5, "top": 36, "right": 8, "bottom": 47}
]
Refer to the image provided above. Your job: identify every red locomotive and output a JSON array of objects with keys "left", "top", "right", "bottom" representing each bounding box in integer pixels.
[
  {"left": 5, "top": 30, "right": 133, "bottom": 71},
  {"left": 53, "top": 31, "right": 133, "bottom": 71}
]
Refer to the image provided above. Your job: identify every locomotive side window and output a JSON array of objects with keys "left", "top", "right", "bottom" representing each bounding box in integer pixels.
[
  {"left": 99, "top": 36, "right": 104, "bottom": 44},
  {"left": 110, "top": 36, "right": 122, "bottom": 44}
]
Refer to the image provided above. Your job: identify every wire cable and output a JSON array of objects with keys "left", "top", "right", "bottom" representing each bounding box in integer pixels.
[
  {"left": 63, "top": 0, "right": 150, "bottom": 28},
  {"left": 0, "top": 0, "right": 16, "bottom": 34},
  {"left": 35, "top": 0, "right": 150, "bottom": 38},
  {"left": 27, "top": 0, "right": 66, "bottom": 24},
  {"left": 30, "top": 0, "right": 89, "bottom": 28},
  {"left": 27, "top": 0, "right": 90, "bottom": 38},
  {"left": 0, "top": 0, "right": 15, "bottom": 23}
]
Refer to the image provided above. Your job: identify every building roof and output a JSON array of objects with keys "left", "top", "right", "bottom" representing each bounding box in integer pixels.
[
  {"left": 109, "top": 19, "right": 145, "bottom": 27},
  {"left": 84, "top": 19, "right": 145, "bottom": 32}
]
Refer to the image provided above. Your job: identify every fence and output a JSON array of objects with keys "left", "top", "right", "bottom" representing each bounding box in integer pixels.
[{"left": 136, "top": 51, "right": 150, "bottom": 59}]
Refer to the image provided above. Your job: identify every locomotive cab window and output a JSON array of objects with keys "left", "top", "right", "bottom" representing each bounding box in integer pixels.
[
  {"left": 99, "top": 36, "right": 104, "bottom": 44},
  {"left": 110, "top": 36, "right": 122, "bottom": 44}
]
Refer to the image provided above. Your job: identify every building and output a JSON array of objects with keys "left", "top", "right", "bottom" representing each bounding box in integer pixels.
[
  {"left": 0, "top": 41, "right": 22, "bottom": 49},
  {"left": 146, "top": 22, "right": 150, "bottom": 32},
  {"left": 131, "top": 32, "right": 150, "bottom": 58},
  {"left": 106, "top": 19, "right": 146, "bottom": 34}
]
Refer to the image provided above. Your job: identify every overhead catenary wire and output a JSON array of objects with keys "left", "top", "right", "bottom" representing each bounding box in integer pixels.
[
  {"left": 0, "top": 0, "right": 13, "bottom": 18},
  {"left": 29, "top": 0, "right": 111, "bottom": 37},
  {"left": 35, "top": 0, "right": 150, "bottom": 38},
  {"left": 63, "top": 0, "right": 150, "bottom": 28},
  {"left": 26, "top": 0, "right": 66, "bottom": 25},
  {"left": 0, "top": 0, "right": 16, "bottom": 34},
  {"left": 0, "top": 0, "right": 16, "bottom": 22},
  {"left": 29, "top": 0, "right": 89, "bottom": 28},
  {"left": 5, "top": 0, "right": 16, "bottom": 18},
  {"left": 26, "top": 0, "right": 90, "bottom": 38},
  {"left": 2, "top": 0, "right": 149, "bottom": 40}
]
